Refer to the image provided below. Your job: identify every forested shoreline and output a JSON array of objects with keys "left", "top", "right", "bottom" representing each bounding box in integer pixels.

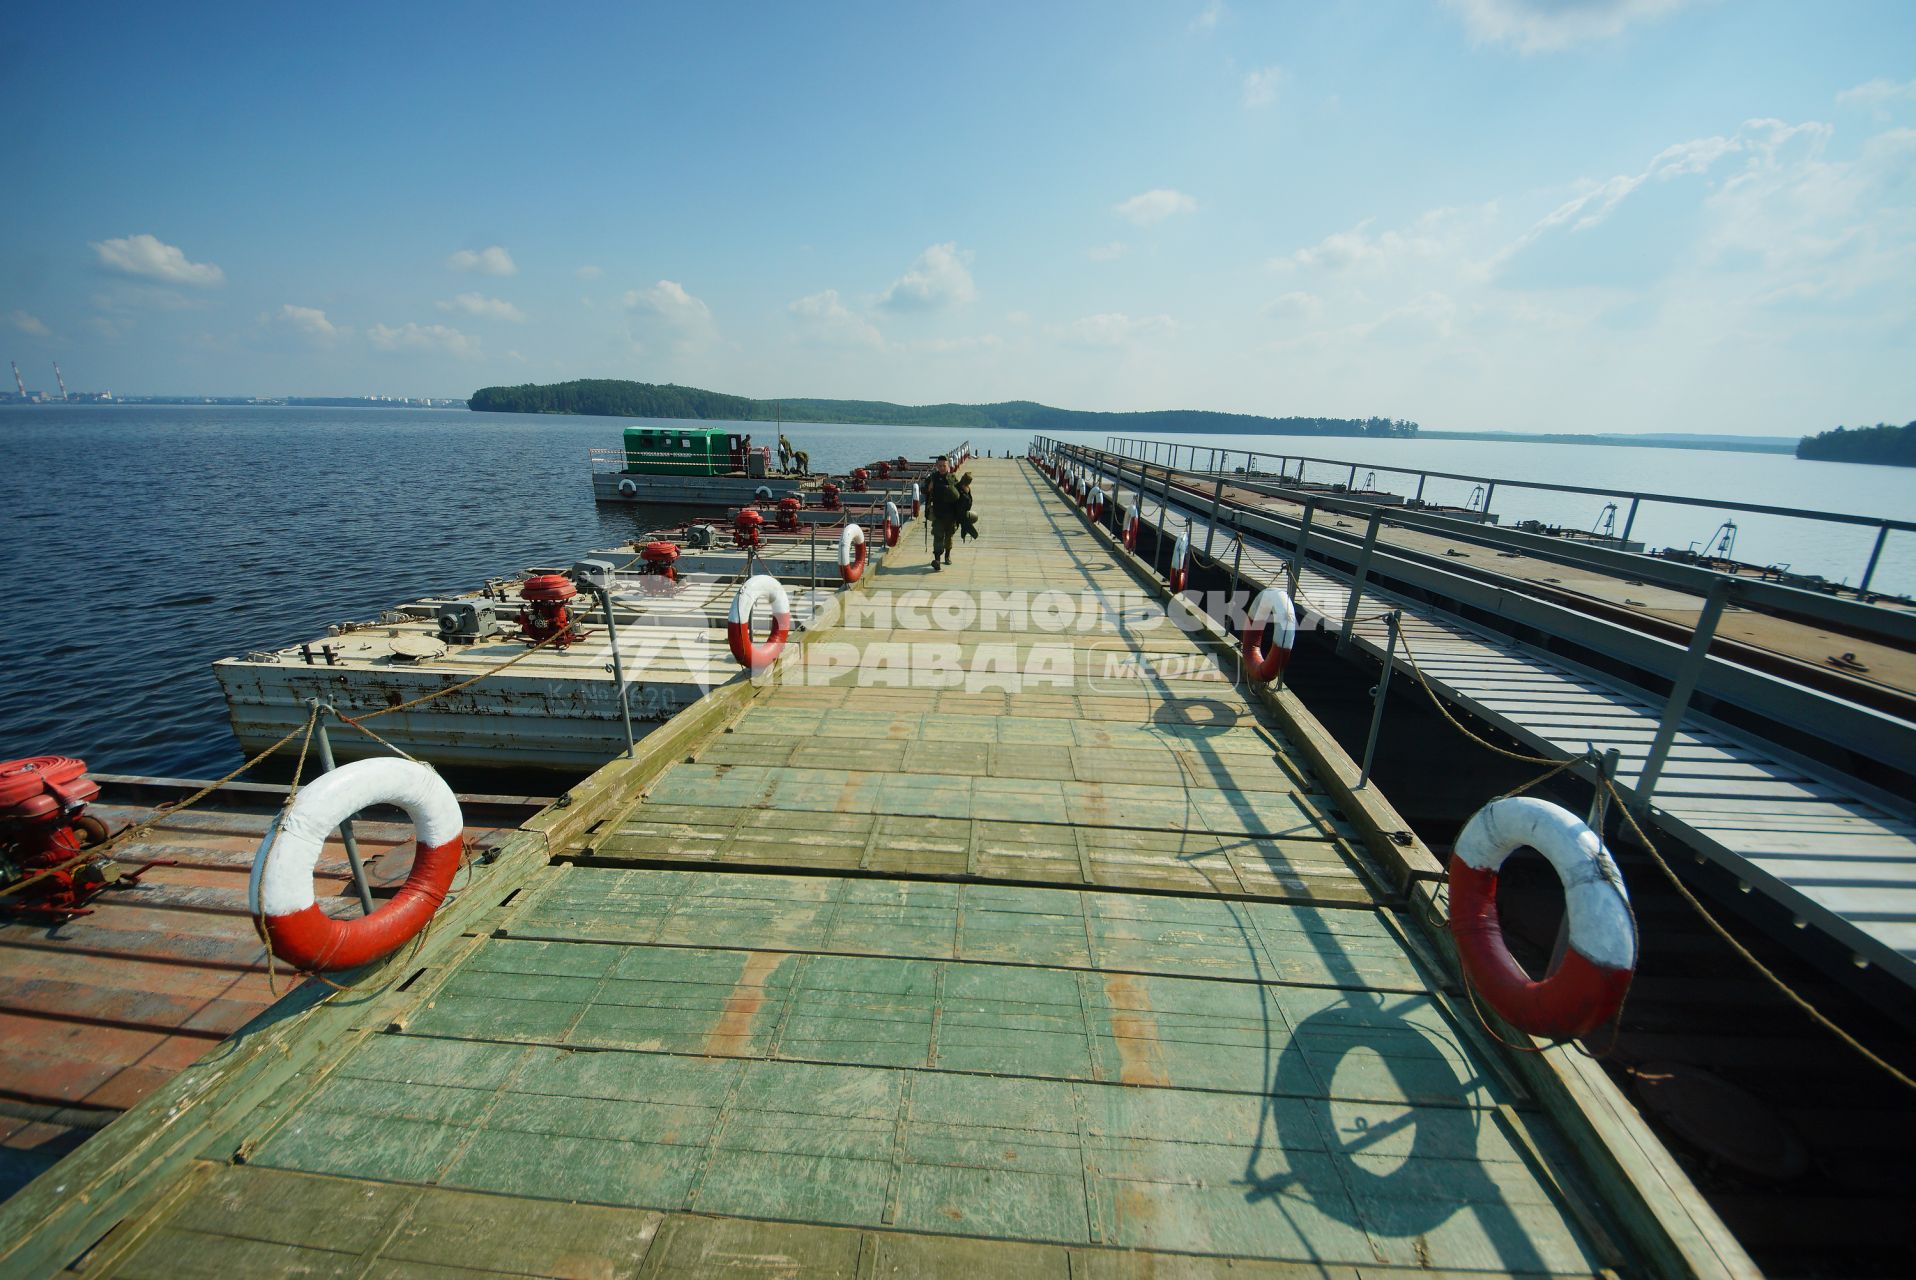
[
  {"left": 1796, "top": 422, "right": 1916, "bottom": 467},
  {"left": 467, "top": 379, "right": 1419, "bottom": 438}
]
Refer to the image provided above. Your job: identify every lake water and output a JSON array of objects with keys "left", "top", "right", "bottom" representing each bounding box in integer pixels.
[{"left": 2, "top": 405, "right": 1910, "bottom": 778}]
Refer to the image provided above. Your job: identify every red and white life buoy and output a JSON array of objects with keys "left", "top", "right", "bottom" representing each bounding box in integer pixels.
[
  {"left": 839, "top": 522, "right": 868, "bottom": 583},
  {"left": 884, "top": 500, "right": 901, "bottom": 547},
  {"left": 910, "top": 482, "right": 922, "bottom": 518},
  {"left": 1088, "top": 488, "right": 1106, "bottom": 522},
  {"left": 1123, "top": 504, "right": 1140, "bottom": 551},
  {"left": 248, "top": 758, "right": 463, "bottom": 973},
  {"left": 1449, "top": 797, "right": 1637, "bottom": 1039},
  {"left": 1168, "top": 529, "right": 1191, "bottom": 593},
  {"left": 1241, "top": 585, "right": 1297, "bottom": 683},
  {"left": 728, "top": 574, "right": 792, "bottom": 671}
]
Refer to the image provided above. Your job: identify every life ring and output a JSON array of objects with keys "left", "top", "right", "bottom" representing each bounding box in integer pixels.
[
  {"left": 884, "top": 501, "right": 902, "bottom": 547},
  {"left": 727, "top": 574, "right": 792, "bottom": 671},
  {"left": 1089, "top": 488, "right": 1106, "bottom": 522},
  {"left": 1168, "top": 529, "right": 1191, "bottom": 592},
  {"left": 910, "top": 482, "right": 921, "bottom": 518},
  {"left": 1449, "top": 796, "right": 1637, "bottom": 1039},
  {"left": 617, "top": 477, "right": 638, "bottom": 497},
  {"left": 248, "top": 758, "right": 463, "bottom": 973},
  {"left": 839, "top": 522, "right": 868, "bottom": 583},
  {"left": 1123, "top": 504, "right": 1140, "bottom": 551},
  {"left": 1241, "top": 585, "right": 1297, "bottom": 683}
]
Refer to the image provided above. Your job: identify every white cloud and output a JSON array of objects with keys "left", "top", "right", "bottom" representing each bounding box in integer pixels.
[
  {"left": 1264, "top": 291, "right": 1321, "bottom": 321},
  {"left": 789, "top": 289, "right": 884, "bottom": 349},
  {"left": 626, "top": 279, "right": 712, "bottom": 329},
  {"left": 912, "top": 334, "right": 1004, "bottom": 354},
  {"left": 1191, "top": 1, "right": 1224, "bottom": 31},
  {"left": 1052, "top": 312, "right": 1177, "bottom": 349},
  {"left": 90, "top": 234, "right": 225, "bottom": 287},
  {"left": 437, "top": 292, "right": 526, "bottom": 322},
  {"left": 1242, "top": 66, "right": 1281, "bottom": 109},
  {"left": 575, "top": 264, "right": 604, "bottom": 280},
  {"left": 275, "top": 304, "right": 343, "bottom": 341},
  {"left": 626, "top": 280, "right": 719, "bottom": 357},
  {"left": 1839, "top": 78, "right": 1916, "bottom": 122},
  {"left": 7, "top": 310, "right": 49, "bottom": 337},
  {"left": 446, "top": 245, "right": 517, "bottom": 276},
  {"left": 1087, "top": 241, "right": 1128, "bottom": 262},
  {"left": 1114, "top": 189, "right": 1197, "bottom": 227},
  {"left": 1444, "top": 0, "right": 1690, "bottom": 54},
  {"left": 879, "top": 242, "right": 977, "bottom": 311},
  {"left": 367, "top": 322, "right": 480, "bottom": 359},
  {"left": 1279, "top": 217, "right": 1451, "bottom": 272}
]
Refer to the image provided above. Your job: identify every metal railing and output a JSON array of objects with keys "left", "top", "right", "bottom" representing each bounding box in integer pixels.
[
  {"left": 1100, "top": 435, "right": 1914, "bottom": 597},
  {"left": 1037, "top": 439, "right": 1916, "bottom": 814}
]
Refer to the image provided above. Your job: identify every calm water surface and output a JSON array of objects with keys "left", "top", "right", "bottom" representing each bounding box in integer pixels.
[{"left": 2, "top": 405, "right": 1910, "bottom": 778}]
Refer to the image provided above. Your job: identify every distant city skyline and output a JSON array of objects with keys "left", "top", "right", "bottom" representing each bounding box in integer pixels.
[{"left": 3, "top": 1, "right": 1913, "bottom": 435}]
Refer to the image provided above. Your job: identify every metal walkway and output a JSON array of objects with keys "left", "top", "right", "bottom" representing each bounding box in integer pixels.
[
  {"left": 0, "top": 460, "right": 1730, "bottom": 1278},
  {"left": 1082, "top": 453, "right": 1916, "bottom": 987}
]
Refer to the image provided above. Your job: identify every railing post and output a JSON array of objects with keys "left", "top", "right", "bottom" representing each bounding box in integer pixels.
[
  {"left": 1634, "top": 578, "right": 1732, "bottom": 810},
  {"left": 1414, "top": 473, "right": 1427, "bottom": 504},
  {"left": 1204, "top": 474, "right": 1224, "bottom": 557},
  {"left": 1481, "top": 481, "right": 1496, "bottom": 519},
  {"left": 1622, "top": 496, "right": 1641, "bottom": 543},
  {"left": 1289, "top": 499, "right": 1316, "bottom": 597},
  {"left": 1154, "top": 464, "right": 1176, "bottom": 572},
  {"left": 1339, "top": 510, "right": 1385, "bottom": 648},
  {"left": 306, "top": 700, "right": 375, "bottom": 915},
  {"left": 1347, "top": 463, "right": 1357, "bottom": 491},
  {"left": 1860, "top": 523, "right": 1890, "bottom": 595},
  {"left": 592, "top": 583, "right": 638, "bottom": 758},
  {"left": 1356, "top": 611, "right": 1401, "bottom": 790}
]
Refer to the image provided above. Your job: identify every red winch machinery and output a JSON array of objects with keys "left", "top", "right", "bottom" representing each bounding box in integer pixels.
[
  {"left": 516, "top": 573, "right": 588, "bottom": 647},
  {"left": 0, "top": 756, "right": 155, "bottom": 919}
]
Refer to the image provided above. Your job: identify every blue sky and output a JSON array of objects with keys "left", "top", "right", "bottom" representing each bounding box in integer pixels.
[{"left": 3, "top": 0, "right": 1912, "bottom": 434}]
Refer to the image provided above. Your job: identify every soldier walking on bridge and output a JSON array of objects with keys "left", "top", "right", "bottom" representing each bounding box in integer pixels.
[{"left": 924, "top": 456, "right": 965, "bottom": 571}]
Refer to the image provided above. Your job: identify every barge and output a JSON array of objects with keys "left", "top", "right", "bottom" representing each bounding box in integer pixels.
[
  {"left": 214, "top": 515, "right": 911, "bottom": 774},
  {"left": 588, "top": 423, "right": 968, "bottom": 508}
]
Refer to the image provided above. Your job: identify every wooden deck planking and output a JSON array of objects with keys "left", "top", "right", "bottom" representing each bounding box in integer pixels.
[{"left": 46, "top": 462, "right": 1649, "bottom": 1277}]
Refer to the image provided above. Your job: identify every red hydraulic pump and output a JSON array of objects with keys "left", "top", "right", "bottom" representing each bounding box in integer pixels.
[
  {"left": 776, "top": 496, "right": 803, "bottom": 532},
  {"left": 733, "top": 508, "right": 766, "bottom": 549},
  {"left": 0, "top": 756, "right": 152, "bottom": 919},
  {"left": 516, "top": 573, "right": 585, "bottom": 647},
  {"left": 637, "top": 540, "right": 681, "bottom": 594},
  {"left": 819, "top": 482, "right": 842, "bottom": 511},
  {"left": 850, "top": 467, "right": 869, "bottom": 493}
]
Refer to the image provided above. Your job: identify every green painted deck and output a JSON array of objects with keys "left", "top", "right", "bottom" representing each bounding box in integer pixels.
[{"left": 33, "top": 462, "right": 1650, "bottom": 1278}]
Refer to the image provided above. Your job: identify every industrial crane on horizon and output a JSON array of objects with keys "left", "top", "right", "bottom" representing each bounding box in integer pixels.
[
  {"left": 10, "top": 360, "right": 25, "bottom": 400},
  {"left": 52, "top": 361, "right": 68, "bottom": 401}
]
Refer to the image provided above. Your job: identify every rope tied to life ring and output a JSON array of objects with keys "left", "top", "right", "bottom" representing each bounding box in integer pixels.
[
  {"left": 248, "top": 757, "right": 465, "bottom": 973},
  {"left": 838, "top": 523, "right": 868, "bottom": 583},
  {"left": 727, "top": 574, "right": 793, "bottom": 672},
  {"left": 1448, "top": 796, "right": 1637, "bottom": 1041},
  {"left": 1241, "top": 585, "right": 1297, "bottom": 683}
]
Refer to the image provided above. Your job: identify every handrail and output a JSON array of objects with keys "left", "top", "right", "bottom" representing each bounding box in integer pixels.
[
  {"left": 1041, "top": 437, "right": 1916, "bottom": 645},
  {"left": 1100, "top": 434, "right": 1916, "bottom": 535}
]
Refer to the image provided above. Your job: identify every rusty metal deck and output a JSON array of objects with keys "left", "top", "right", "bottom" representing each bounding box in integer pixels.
[
  {"left": 0, "top": 461, "right": 1747, "bottom": 1278},
  {"left": 0, "top": 775, "right": 542, "bottom": 1200}
]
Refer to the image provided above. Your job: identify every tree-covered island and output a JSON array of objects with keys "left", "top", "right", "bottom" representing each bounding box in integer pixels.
[
  {"left": 1796, "top": 421, "right": 1916, "bottom": 467},
  {"left": 467, "top": 378, "right": 1419, "bottom": 438}
]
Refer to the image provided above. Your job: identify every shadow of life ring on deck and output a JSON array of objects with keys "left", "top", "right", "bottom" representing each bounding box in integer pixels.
[
  {"left": 1148, "top": 695, "right": 1241, "bottom": 736},
  {"left": 1255, "top": 1001, "right": 1486, "bottom": 1239},
  {"left": 248, "top": 758, "right": 464, "bottom": 973}
]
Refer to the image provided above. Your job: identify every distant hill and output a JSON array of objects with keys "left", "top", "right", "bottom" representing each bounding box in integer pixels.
[
  {"left": 1796, "top": 421, "right": 1916, "bottom": 467},
  {"left": 467, "top": 379, "right": 1418, "bottom": 438}
]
